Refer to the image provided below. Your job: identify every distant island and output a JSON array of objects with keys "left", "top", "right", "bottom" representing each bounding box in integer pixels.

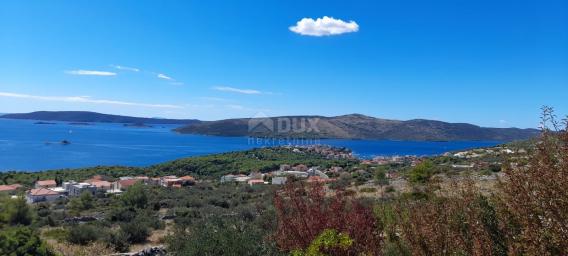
[
  {"left": 34, "top": 121, "right": 57, "bottom": 125},
  {"left": 123, "top": 123, "right": 153, "bottom": 128},
  {"left": 68, "top": 122, "right": 93, "bottom": 126},
  {"left": 1, "top": 111, "right": 199, "bottom": 125},
  {"left": 1, "top": 111, "right": 539, "bottom": 141},
  {"left": 175, "top": 114, "right": 539, "bottom": 141}
]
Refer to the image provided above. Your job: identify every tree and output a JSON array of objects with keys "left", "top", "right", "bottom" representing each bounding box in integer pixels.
[
  {"left": 68, "top": 191, "right": 95, "bottom": 214},
  {"left": 1, "top": 197, "right": 34, "bottom": 226},
  {"left": 79, "top": 191, "right": 94, "bottom": 210},
  {"left": 0, "top": 226, "right": 54, "bottom": 256},
  {"left": 374, "top": 168, "right": 389, "bottom": 186},
  {"left": 121, "top": 183, "right": 149, "bottom": 209},
  {"left": 408, "top": 160, "right": 434, "bottom": 183}
]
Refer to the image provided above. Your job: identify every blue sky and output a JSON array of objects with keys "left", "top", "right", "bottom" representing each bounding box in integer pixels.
[{"left": 0, "top": 0, "right": 566, "bottom": 128}]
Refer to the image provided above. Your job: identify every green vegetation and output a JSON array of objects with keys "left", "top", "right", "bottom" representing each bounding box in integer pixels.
[
  {"left": 0, "top": 148, "right": 357, "bottom": 187},
  {"left": 407, "top": 160, "right": 434, "bottom": 183},
  {"left": 1, "top": 197, "right": 33, "bottom": 226},
  {"left": 292, "top": 229, "right": 353, "bottom": 256},
  {"left": 0, "top": 226, "right": 53, "bottom": 256}
]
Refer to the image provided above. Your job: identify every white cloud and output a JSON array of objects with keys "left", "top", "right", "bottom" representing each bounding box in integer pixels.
[
  {"left": 213, "top": 86, "right": 262, "bottom": 95},
  {"left": 0, "top": 92, "right": 181, "bottom": 109},
  {"left": 289, "top": 16, "right": 359, "bottom": 36},
  {"left": 157, "top": 73, "right": 174, "bottom": 81},
  {"left": 110, "top": 65, "right": 139, "bottom": 72},
  {"left": 65, "top": 70, "right": 117, "bottom": 76}
]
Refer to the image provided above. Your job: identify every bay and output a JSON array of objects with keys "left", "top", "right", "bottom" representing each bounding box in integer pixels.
[{"left": 0, "top": 119, "right": 501, "bottom": 171}]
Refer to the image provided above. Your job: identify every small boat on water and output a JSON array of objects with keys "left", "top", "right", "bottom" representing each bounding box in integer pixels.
[{"left": 61, "top": 140, "right": 71, "bottom": 145}]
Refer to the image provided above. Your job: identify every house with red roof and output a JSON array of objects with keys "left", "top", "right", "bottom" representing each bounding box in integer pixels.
[
  {"left": 161, "top": 177, "right": 183, "bottom": 187},
  {"left": 86, "top": 180, "right": 112, "bottom": 191},
  {"left": 179, "top": 176, "right": 196, "bottom": 186},
  {"left": 0, "top": 184, "right": 22, "bottom": 194},
  {"left": 248, "top": 179, "right": 266, "bottom": 186},
  {"left": 35, "top": 180, "right": 57, "bottom": 188},
  {"left": 26, "top": 188, "right": 64, "bottom": 203},
  {"left": 112, "top": 179, "right": 140, "bottom": 191}
]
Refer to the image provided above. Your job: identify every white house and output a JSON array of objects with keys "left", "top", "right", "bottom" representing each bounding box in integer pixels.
[{"left": 67, "top": 182, "right": 97, "bottom": 197}]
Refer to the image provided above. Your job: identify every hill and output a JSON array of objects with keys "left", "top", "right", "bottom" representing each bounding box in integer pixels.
[
  {"left": 0, "top": 111, "right": 200, "bottom": 125},
  {"left": 175, "top": 114, "right": 539, "bottom": 141}
]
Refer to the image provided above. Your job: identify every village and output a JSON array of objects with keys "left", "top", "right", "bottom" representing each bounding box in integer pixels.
[
  {"left": 0, "top": 174, "right": 196, "bottom": 204},
  {"left": 0, "top": 144, "right": 529, "bottom": 205}
]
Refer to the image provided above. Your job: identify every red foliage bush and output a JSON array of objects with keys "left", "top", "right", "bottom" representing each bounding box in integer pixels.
[
  {"left": 273, "top": 181, "right": 382, "bottom": 255},
  {"left": 499, "top": 107, "right": 568, "bottom": 255}
]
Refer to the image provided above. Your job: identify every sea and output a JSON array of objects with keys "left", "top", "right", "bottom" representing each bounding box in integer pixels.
[{"left": 0, "top": 118, "right": 501, "bottom": 172}]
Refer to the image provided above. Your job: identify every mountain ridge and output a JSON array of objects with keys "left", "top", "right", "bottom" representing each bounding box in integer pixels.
[
  {"left": 0, "top": 111, "right": 539, "bottom": 141},
  {"left": 175, "top": 113, "right": 538, "bottom": 141},
  {"left": 0, "top": 111, "right": 199, "bottom": 125}
]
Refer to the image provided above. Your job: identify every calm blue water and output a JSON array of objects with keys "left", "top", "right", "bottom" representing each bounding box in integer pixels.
[{"left": 0, "top": 119, "right": 501, "bottom": 172}]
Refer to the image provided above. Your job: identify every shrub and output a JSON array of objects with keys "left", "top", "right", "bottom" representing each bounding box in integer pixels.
[
  {"left": 67, "top": 224, "right": 101, "bottom": 245},
  {"left": 292, "top": 229, "right": 354, "bottom": 256},
  {"left": 106, "top": 230, "right": 130, "bottom": 253},
  {"left": 166, "top": 217, "right": 280, "bottom": 256},
  {"left": 499, "top": 107, "right": 568, "bottom": 255},
  {"left": 273, "top": 181, "right": 382, "bottom": 255},
  {"left": 408, "top": 160, "right": 435, "bottom": 183},
  {"left": 396, "top": 181, "right": 507, "bottom": 256},
  {"left": 120, "top": 221, "right": 150, "bottom": 244},
  {"left": 0, "top": 226, "right": 54, "bottom": 256}
]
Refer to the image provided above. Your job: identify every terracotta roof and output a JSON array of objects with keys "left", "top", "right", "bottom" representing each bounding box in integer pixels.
[
  {"left": 29, "top": 188, "right": 60, "bottom": 196},
  {"left": 118, "top": 179, "right": 139, "bottom": 188},
  {"left": 180, "top": 176, "right": 195, "bottom": 181},
  {"left": 88, "top": 180, "right": 112, "bottom": 188},
  {"left": 0, "top": 184, "right": 22, "bottom": 192},
  {"left": 36, "top": 180, "right": 57, "bottom": 186}
]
